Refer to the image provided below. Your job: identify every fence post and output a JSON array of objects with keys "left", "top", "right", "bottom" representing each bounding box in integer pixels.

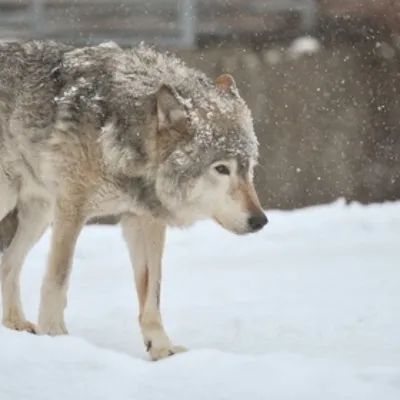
[
  {"left": 179, "top": 0, "right": 197, "bottom": 48},
  {"left": 31, "top": 0, "right": 45, "bottom": 37},
  {"left": 300, "top": 0, "right": 317, "bottom": 32}
]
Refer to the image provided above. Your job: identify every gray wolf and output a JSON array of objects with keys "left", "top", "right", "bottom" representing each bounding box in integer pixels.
[{"left": 0, "top": 40, "right": 268, "bottom": 361}]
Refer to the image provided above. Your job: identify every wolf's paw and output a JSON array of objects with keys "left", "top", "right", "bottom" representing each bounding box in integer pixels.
[
  {"left": 3, "top": 318, "right": 37, "bottom": 334},
  {"left": 37, "top": 321, "right": 69, "bottom": 336},
  {"left": 147, "top": 343, "right": 188, "bottom": 361}
]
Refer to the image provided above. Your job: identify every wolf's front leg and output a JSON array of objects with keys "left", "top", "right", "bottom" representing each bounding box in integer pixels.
[
  {"left": 122, "top": 214, "right": 187, "bottom": 361},
  {"left": 1, "top": 198, "right": 51, "bottom": 333},
  {"left": 37, "top": 202, "right": 85, "bottom": 336}
]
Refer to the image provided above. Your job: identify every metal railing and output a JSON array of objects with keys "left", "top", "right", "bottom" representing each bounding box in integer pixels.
[{"left": 0, "top": 0, "right": 317, "bottom": 48}]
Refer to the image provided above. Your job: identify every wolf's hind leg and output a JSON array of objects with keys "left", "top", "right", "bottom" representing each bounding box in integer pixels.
[
  {"left": 122, "top": 215, "right": 188, "bottom": 361},
  {"left": 1, "top": 198, "right": 51, "bottom": 333},
  {"left": 37, "top": 201, "right": 85, "bottom": 336}
]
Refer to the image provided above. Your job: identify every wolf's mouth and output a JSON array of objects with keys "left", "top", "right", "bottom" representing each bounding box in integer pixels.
[{"left": 212, "top": 216, "right": 250, "bottom": 235}]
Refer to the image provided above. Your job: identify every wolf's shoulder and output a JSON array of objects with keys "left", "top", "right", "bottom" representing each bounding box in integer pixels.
[{"left": 64, "top": 43, "right": 209, "bottom": 92}]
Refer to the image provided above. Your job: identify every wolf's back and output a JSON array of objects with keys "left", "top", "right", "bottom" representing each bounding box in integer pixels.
[
  {"left": 0, "top": 40, "right": 72, "bottom": 108},
  {"left": 0, "top": 41, "right": 73, "bottom": 253}
]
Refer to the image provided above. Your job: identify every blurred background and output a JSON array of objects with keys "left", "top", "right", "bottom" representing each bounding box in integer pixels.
[{"left": 1, "top": 0, "right": 400, "bottom": 210}]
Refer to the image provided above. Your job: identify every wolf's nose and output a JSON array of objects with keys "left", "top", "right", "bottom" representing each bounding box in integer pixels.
[{"left": 248, "top": 213, "right": 268, "bottom": 232}]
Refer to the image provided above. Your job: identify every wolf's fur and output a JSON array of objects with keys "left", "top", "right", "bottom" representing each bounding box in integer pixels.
[{"left": 0, "top": 40, "right": 267, "bottom": 360}]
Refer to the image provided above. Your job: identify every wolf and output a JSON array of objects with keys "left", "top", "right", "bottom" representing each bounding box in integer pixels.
[{"left": 0, "top": 40, "right": 268, "bottom": 361}]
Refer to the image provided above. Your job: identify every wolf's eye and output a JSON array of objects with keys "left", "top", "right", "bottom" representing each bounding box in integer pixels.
[{"left": 214, "top": 165, "right": 230, "bottom": 175}]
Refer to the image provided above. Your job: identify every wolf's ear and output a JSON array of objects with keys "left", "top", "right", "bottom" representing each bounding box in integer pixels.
[
  {"left": 156, "top": 84, "right": 187, "bottom": 132},
  {"left": 214, "top": 74, "right": 237, "bottom": 93}
]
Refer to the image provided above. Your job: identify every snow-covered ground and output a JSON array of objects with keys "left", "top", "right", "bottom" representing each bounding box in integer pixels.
[{"left": 1, "top": 199, "right": 399, "bottom": 400}]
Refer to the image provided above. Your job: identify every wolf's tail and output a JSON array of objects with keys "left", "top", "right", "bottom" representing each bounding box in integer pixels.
[{"left": 0, "top": 209, "right": 18, "bottom": 253}]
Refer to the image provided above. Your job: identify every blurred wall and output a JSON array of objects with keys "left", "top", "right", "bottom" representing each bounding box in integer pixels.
[{"left": 180, "top": 41, "right": 400, "bottom": 209}]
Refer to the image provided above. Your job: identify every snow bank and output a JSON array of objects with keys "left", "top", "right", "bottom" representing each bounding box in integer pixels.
[{"left": 1, "top": 200, "right": 399, "bottom": 399}]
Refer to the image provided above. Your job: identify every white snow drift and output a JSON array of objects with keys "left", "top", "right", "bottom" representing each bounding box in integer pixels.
[{"left": 1, "top": 199, "right": 399, "bottom": 400}]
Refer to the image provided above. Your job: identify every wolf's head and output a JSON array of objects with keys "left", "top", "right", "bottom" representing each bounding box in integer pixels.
[{"left": 154, "top": 73, "right": 268, "bottom": 235}]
